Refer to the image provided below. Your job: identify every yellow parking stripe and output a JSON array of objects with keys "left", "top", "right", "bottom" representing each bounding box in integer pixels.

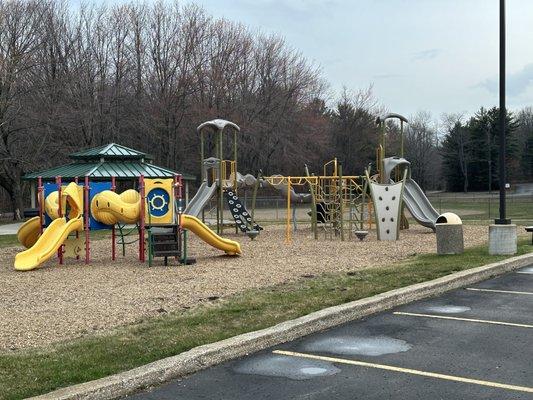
[
  {"left": 273, "top": 350, "right": 533, "bottom": 394},
  {"left": 393, "top": 312, "right": 533, "bottom": 328},
  {"left": 466, "top": 287, "right": 533, "bottom": 296}
]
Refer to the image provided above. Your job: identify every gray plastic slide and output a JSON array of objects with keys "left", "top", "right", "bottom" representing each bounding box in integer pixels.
[
  {"left": 184, "top": 171, "right": 258, "bottom": 217},
  {"left": 402, "top": 178, "right": 439, "bottom": 231},
  {"left": 382, "top": 156, "right": 439, "bottom": 231},
  {"left": 184, "top": 181, "right": 217, "bottom": 217}
]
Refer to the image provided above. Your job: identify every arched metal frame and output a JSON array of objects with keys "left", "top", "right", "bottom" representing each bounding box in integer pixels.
[{"left": 197, "top": 119, "right": 240, "bottom": 234}]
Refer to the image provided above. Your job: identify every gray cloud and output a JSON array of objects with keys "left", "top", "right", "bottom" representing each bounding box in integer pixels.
[
  {"left": 411, "top": 48, "right": 442, "bottom": 61},
  {"left": 475, "top": 63, "right": 533, "bottom": 97}
]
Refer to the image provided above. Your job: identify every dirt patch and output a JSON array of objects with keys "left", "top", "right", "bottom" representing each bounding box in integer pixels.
[{"left": 0, "top": 224, "right": 489, "bottom": 351}]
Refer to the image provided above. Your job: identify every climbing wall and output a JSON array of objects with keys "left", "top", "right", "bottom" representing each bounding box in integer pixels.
[
  {"left": 224, "top": 189, "right": 263, "bottom": 233},
  {"left": 368, "top": 180, "right": 404, "bottom": 241}
]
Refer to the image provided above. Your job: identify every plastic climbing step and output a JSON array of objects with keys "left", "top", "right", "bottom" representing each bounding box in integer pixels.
[
  {"left": 223, "top": 189, "right": 263, "bottom": 233},
  {"left": 150, "top": 225, "right": 181, "bottom": 262}
]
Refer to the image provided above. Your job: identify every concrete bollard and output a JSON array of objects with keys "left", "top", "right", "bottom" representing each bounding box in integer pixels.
[{"left": 436, "top": 213, "right": 464, "bottom": 255}]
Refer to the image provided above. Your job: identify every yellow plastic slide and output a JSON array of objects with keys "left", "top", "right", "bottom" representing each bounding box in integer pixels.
[
  {"left": 15, "top": 182, "right": 84, "bottom": 271},
  {"left": 14, "top": 217, "right": 83, "bottom": 271},
  {"left": 181, "top": 214, "right": 241, "bottom": 255},
  {"left": 17, "top": 216, "right": 41, "bottom": 248},
  {"left": 90, "top": 189, "right": 140, "bottom": 225}
]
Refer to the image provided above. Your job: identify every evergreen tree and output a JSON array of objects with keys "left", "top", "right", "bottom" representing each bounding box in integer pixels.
[
  {"left": 465, "top": 107, "right": 518, "bottom": 191},
  {"left": 441, "top": 120, "right": 471, "bottom": 192}
]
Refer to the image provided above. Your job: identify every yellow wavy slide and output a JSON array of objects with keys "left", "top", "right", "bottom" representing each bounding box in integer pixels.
[
  {"left": 181, "top": 214, "right": 241, "bottom": 255},
  {"left": 14, "top": 183, "right": 83, "bottom": 271}
]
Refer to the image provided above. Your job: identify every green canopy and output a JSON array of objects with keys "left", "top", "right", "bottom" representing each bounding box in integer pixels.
[{"left": 23, "top": 143, "right": 195, "bottom": 182}]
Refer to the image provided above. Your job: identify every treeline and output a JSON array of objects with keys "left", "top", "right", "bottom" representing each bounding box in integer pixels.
[
  {"left": 0, "top": 0, "right": 327, "bottom": 216},
  {"left": 441, "top": 107, "right": 533, "bottom": 192},
  {"left": 0, "top": 1, "right": 531, "bottom": 218}
]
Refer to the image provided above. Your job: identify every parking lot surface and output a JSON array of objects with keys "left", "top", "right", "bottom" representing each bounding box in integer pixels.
[{"left": 128, "top": 266, "right": 533, "bottom": 400}]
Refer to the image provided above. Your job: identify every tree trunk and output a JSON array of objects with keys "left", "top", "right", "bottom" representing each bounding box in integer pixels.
[{"left": 9, "top": 180, "right": 25, "bottom": 220}]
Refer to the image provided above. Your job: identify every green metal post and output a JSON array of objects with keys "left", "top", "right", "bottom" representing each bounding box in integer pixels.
[
  {"left": 400, "top": 120, "right": 404, "bottom": 158},
  {"left": 200, "top": 130, "right": 205, "bottom": 181},
  {"left": 380, "top": 121, "right": 386, "bottom": 183},
  {"left": 361, "top": 179, "right": 368, "bottom": 230},
  {"left": 339, "top": 164, "right": 344, "bottom": 241},
  {"left": 251, "top": 171, "right": 260, "bottom": 222},
  {"left": 233, "top": 130, "right": 237, "bottom": 178},
  {"left": 182, "top": 230, "right": 188, "bottom": 264}
]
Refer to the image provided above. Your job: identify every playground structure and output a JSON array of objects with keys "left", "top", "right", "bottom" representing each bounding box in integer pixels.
[
  {"left": 185, "top": 119, "right": 262, "bottom": 238},
  {"left": 251, "top": 113, "right": 442, "bottom": 242},
  {"left": 256, "top": 159, "right": 371, "bottom": 243},
  {"left": 15, "top": 144, "right": 241, "bottom": 271},
  {"left": 373, "top": 113, "right": 440, "bottom": 235},
  {"left": 14, "top": 113, "right": 447, "bottom": 272}
]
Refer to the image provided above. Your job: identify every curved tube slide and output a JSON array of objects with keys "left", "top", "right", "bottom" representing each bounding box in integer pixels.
[
  {"left": 90, "top": 189, "right": 141, "bottom": 225},
  {"left": 181, "top": 214, "right": 241, "bottom": 255},
  {"left": 17, "top": 216, "right": 41, "bottom": 249}
]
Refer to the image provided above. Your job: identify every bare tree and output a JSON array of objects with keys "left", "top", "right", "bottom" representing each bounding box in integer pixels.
[
  {"left": 0, "top": 0, "right": 46, "bottom": 218},
  {"left": 404, "top": 111, "right": 440, "bottom": 190}
]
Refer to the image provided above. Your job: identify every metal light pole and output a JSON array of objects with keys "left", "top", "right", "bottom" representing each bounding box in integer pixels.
[{"left": 496, "top": 0, "right": 510, "bottom": 225}]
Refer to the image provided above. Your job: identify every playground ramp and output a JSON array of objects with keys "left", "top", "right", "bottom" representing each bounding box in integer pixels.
[
  {"left": 14, "top": 216, "right": 83, "bottom": 271},
  {"left": 403, "top": 178, "right": 439, "bottom": 231},
  {"left": 184, "top": 181, "right": 217, "bottom": 217},
  {"left": 181, "top": 214, "right": 241, "bottom": 255}
]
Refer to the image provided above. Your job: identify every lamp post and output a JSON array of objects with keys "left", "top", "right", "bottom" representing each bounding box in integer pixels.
[
  {"left": 495, "top": 0, "right": 510, "bottom": 225},
  {"left": 489, "top": 0, "right": 516, "bottom": 255}
]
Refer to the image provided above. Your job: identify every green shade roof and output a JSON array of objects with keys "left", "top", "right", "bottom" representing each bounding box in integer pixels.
[
  {"left": 23, "top": 143, "right": 195, "bottom": 181},
  {"left": 23, "top": 161, "right": 195, "bottom": 181},
  {"left": 69, "top": 143, "right": 153, "bottom": 161}
]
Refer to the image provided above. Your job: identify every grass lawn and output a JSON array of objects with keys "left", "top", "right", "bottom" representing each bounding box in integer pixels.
[
  {"left": 429, "top": 196, "right": 532, "bottom": 224},
  {"left": 0, "top": 235, "right": 19, "bottom": 248},
  {"left": 1, "top": 238, "right": 531, "bottom": 400}
]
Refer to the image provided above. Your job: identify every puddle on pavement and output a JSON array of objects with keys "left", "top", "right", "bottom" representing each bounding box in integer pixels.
[
  {"left": 233, "top": 354, "right": 340, "bottom": 380},
  {"left": 302, "top": 335, "right": 412, "bottom": 357},
  {"left": 424, "top": 305, "right": 471, "bottom": 314}
]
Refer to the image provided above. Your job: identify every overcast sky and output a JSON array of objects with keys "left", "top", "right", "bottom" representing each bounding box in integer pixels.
[
  {"left": 87, "top": 0, "right": 533, "bottom": 117},
  {"left": 195, "top": 0, "right": 533, "bottom": 117}
]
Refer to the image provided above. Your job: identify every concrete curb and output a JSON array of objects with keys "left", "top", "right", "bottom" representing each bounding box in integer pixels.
[{"left": 30, "top": 253, "right": 533, "bottom": 400}]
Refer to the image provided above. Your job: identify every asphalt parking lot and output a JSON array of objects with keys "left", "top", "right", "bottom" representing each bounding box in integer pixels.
[{"left": 128, "top": 265, "right": 533, "bottom": 399}]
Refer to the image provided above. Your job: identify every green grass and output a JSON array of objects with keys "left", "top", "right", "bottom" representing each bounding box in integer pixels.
[
  {"left": 1, "top": 238, "right": 531, "bottom": 400},
  {"left": 429, "top": 196, "right": 532, "bottom": 224},
  {"left": 0, "top": 235, "right": 19, "bottom": 247}
]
